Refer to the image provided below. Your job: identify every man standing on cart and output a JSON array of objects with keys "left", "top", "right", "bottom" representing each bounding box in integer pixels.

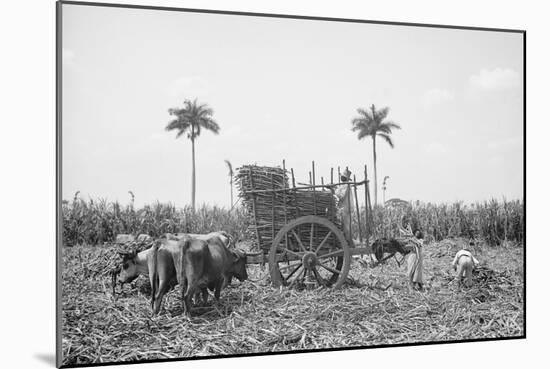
[{"left": 335, "top": 168, "right": 354, "bottom": 247}]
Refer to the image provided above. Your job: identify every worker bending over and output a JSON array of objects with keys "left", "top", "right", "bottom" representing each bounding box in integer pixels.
[{"left": 452, "top": 248, "right": 480, "bottom": 287}]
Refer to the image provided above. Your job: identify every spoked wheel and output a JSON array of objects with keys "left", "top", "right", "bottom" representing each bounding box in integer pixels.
[{"left": 268, "top": 215, "right": 351, "bottom": 289}]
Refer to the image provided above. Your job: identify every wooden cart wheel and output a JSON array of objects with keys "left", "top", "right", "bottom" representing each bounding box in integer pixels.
[{"left": 268, "top": 215, "right": 351, "bottom": 289}]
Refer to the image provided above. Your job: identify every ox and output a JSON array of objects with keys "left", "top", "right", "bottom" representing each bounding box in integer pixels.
[
  {"left": 148, "top": 238, "right": 183, "bottom": 314},
  {"left": 117, "top": 248, "right": 156, "bottom": 285},
  {"left": 371, "top": 238, "right": 408, "bottom": 265},
  {"left": 177, "top": 236, "right": 248, "bottom": 316},
  {"left": 145, "top": 232, "right": 239, "bottom": 315}
]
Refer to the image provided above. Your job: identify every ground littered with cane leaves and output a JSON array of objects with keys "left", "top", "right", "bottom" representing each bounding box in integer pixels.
[{"left": 61, "top": 238, "right": 523, "bottom": 366}]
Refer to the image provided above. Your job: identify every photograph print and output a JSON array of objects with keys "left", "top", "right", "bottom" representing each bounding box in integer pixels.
[{"left": 57, "top": 1, "right": 525, "bottom": 367}]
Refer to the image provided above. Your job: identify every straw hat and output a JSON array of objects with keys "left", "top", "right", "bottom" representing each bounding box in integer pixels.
[{"left": 340, "top": 168, "right": 352, "bottom": 182}]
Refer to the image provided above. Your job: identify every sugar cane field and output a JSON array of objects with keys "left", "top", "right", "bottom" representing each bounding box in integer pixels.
[{"left": 60, "top": 194, "right": 524, "bottom": 366}]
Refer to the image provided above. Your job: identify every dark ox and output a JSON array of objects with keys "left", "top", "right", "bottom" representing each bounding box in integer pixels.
[
  {"left": 148, "top": 234, "right": 246, "bottom": 315},
  {"left": 371, "top": 238, "right": 408, "bottom": 264},
  {"left": 148, "top": 238, "right": 183, "bottom": 315},
  {"left": 177, "top": 236, "right": 248, "bottom": 316}
]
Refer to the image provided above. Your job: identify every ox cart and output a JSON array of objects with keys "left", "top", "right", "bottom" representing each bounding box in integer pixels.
[{"left": 237, "top": 161, "right": 375, "bottom": 289}]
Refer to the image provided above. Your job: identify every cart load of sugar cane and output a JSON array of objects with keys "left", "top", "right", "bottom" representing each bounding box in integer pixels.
[{"left": 236, "top": 164, "right": 340, "bottom": 252}]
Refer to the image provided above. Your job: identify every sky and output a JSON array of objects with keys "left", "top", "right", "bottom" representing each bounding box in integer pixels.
[{"left": 62, "top": 4, "right": 524, "bottom": 208}]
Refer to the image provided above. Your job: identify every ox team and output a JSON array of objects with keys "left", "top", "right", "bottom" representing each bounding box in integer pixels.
[{"left": 117, "top": 231, "right": 247, "bottom": 316}]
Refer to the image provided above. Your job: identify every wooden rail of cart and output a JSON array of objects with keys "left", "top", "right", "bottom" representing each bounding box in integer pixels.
[{"left": 238, "top": 160, "right": 374, "bottom": 289}]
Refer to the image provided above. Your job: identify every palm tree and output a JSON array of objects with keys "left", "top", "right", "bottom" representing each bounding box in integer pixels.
[
  {"left": 166, "top": 99, "right": 220, "bottom": 210},
  {"left": 351, "top": 104, "right": 401, "bottom": 206},
  {"left": 224, "top": 159, "right": 234, "bottom": 209}
]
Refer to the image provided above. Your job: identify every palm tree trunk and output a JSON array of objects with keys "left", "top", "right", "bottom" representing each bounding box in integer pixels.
[
  {"left": 191, "top": 135, "right": 196, "bottom": 211},
  {"left": 372, "top": 136, "right": 378, "bottom": 206}
]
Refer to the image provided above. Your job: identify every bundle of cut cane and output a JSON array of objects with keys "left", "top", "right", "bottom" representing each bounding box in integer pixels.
[
  {"left": 236, "top": 165, "right": 338, "bottom": 252},
  {"left": 236, "top": 165, "right": 292, "bottom": 250},
  {"left": 472, "top": 265, "right": 515, "bottom": 286}
]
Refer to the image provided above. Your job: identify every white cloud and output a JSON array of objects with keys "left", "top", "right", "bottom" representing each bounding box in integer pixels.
[
  {"left": 168, "top": 76, "right": 209, "bottom": 99},
  {"left": 468, "top": 68, "right": 520, "bottom": 92},
  {"left": 62, "top": 48, "right": 76, "bottom": 68},
  {"left": 487, "top": 137, "right": 521, "bottom": 150},
  {"left": 423, "top": 142, "right": 448, "bottom": 154},
  {"left": 421, "top": 88, "right": 454, "bottom": 108}
]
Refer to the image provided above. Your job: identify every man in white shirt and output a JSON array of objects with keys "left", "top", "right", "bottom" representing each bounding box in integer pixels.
[{"left": 452, "top": 247, "right": 480, "bottom": 287}]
